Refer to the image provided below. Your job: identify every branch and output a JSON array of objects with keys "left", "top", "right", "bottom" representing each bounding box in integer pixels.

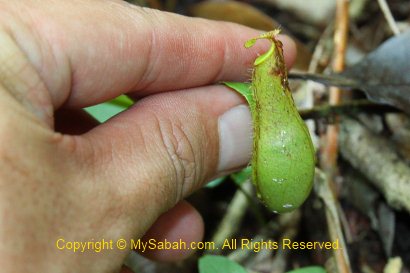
[
  {"left": 299, "top": 100, "right": 399, "bottom": 120},
  {"left": 322, "top": 2, "right": 351, "bottom": 272},
  {"left": 207, "top": 180, "right": 253, "bottom": 254},
  {"left": 322, "top": 0, "right": 350, "bottom": 176}
]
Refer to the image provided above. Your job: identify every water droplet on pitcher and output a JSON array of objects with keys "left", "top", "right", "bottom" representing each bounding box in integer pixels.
[
  {"left": 282, "top": 203, "right": 293, "bottom": 209},
  {"left": 272, "top": 178, "right": 285, "bottom": 184}
]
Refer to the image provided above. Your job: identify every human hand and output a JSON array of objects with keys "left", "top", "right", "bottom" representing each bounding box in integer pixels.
[{"left": 0, "top": 0, "right": 296, "bottom": 272}]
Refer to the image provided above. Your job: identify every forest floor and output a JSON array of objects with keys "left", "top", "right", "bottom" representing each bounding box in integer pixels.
[{"left": 121, "top": 1, "right": 410, "bottom": 272}]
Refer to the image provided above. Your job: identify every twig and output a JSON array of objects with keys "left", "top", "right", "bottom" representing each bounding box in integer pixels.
[
  {"left": 297, "top": 24, "right": 334, "bottom": 150},
  {"left": 270, "top": 211, "right": 301, "bottom": 273},
  {"left": 228, "top": 234, "right": 266, "bottom": 264},
  {"left": 320, "top": 2, "right": 351, "bottom": 273},
  {"left": 340, "top": 118, "right": 410, "bottom": 212},
  {"left": 377, "top": 0, "right": 401, "bottom": 35},
  {"left": 307, "top": 24, "right": 334, "bottom": 73},
  {"left": 315, "top": 169, "right": 352, "bottom": 273},
  {"left": 322, "top": 0, "right": 350, "bottom": 177},
  {"left": 289, "top": 72, "right": 359, "bottom": 88},
  {"left": 299, "top": 100, "right": 399, "bottom": 120},
  {"left": 206, "top": 180, "right": 253, "bottom": 255}
]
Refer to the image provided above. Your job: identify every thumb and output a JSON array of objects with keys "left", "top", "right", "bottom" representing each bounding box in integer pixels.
[{"left": 76, "top": 85, "right": 253, "bottom": 233}]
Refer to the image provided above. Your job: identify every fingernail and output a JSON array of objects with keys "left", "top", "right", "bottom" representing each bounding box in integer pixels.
[{"left": 217, "top": 105, "right": 253, "bottom": 172}]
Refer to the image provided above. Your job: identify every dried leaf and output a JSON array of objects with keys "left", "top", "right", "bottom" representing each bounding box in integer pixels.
[
  {"left": 341, "top": 30, "right": 410, "bottom": 113},
  {"left": 190, "top": 1, "right": 279, "bottom": 32},
  {"left": 290, "top": 30, "right": 410, "bottom": 114}
]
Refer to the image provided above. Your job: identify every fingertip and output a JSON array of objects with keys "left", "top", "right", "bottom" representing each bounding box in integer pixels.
[
  {"left": 136, "top": 201, "right": 204, "bottom": 262},
  {"left": 217, "top": 104, "right": 253, "bottom": 173}
]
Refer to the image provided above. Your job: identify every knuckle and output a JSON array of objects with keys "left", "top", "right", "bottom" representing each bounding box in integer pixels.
[{"left": 154, "top": 114, "right": 202, "bottom": 202}]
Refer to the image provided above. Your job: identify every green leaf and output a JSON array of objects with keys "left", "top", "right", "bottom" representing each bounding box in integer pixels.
[
  {"left": 199, "top": 255, "right": 248, "bottom": 273},
  {"left": 85, "top": 103, "right": 126, "bottom": 123},
  {"left": 223, "top": 82, "right": 255, "bottom": 111},
  {"left": 109, "top": 95, "right": 134, "bottom": 108},
  {"left": 84, "top": 95, "right": 134, "bottom": 123},
  {"left": 286, "top": 266, "right": 327, "bottom": 273},
  {"left": 230, "top": 166, "right": 252, "bottom": 186},
  {"left": 205, "top": 176, "right": 227, "bottom": 188}
]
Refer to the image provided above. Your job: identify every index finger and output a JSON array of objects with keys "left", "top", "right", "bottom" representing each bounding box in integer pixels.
[{"left": 2, "top": 0, "right": 296, "bottom": 109}]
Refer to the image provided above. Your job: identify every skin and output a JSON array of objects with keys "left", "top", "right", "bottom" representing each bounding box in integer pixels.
[
  {"left": 0, "top": 1, "right": 296, "bottom": 272},
  {"left": 246, "top": 32, "right": 315, "bottom": 213}
]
